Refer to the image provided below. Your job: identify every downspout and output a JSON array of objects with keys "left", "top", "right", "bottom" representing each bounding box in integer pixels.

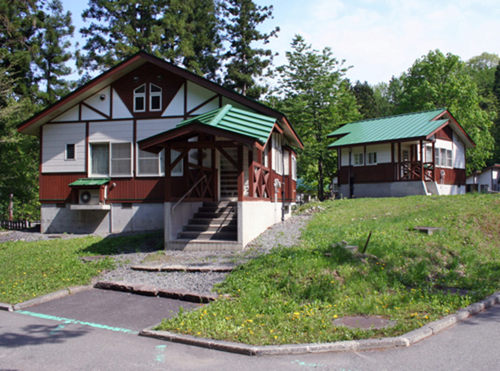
[
  {"left": 282, "top": 145, "right": 285, "bottom": 222},
  {"left": 348, "top": 148, "right": 352, "bottom": 198}
]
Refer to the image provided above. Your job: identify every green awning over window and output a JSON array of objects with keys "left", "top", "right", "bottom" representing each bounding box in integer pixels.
[{"left": 69, "top": 178, "right": 111, "bottom": 186}]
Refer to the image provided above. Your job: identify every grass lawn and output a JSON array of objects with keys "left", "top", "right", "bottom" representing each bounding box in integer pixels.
[
  {"left": 0, "top": 231, "right": 162, "bottom": 304},
  {"left": 157, "top": 193, "right": 500, "bottom": 345}
]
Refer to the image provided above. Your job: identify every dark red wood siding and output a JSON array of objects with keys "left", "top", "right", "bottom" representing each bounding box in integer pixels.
[
  {"left": 339, "top": 163, "right": 394, "bottom": 184},
  {"left": 435, "top": 126, "right": 453, "bottom": 141}
]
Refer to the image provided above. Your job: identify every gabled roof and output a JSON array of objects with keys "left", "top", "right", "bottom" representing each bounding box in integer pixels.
[
  {"left": 138, "top": 105, "right": 290, "bottom": 152},
  {"left": 178, "top": 105, "right": 276, "bottom": 144},
  {"left": 17, "top": 50, "right": 302, "bottom": 148},
  {"left": 327, "top": 108, "right": 475, "bottom": 149}
]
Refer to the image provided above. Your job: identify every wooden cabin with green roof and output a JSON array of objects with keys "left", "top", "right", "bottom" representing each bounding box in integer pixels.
[
  {"left": 327, "top": 109, "right": 475, "bottom": 198},
  {"left": 18, "top": 51, "right": 303, "bottom": 250}
]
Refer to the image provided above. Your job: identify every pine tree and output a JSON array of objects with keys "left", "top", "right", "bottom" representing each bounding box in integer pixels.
[
  {"left": 34, "top": 0, "right": 75, "bottom": 105},
  {"left": 221, "top": 0, "right": 279, "bottom": 99},
  {"left": 78, "top": 0, "right": 222, "bottom": 79}
]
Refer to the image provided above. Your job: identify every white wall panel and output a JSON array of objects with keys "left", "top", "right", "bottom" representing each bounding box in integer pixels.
[
  {"left": 191, "top": 99, "right": 219, "bottom": 115},
  {"left": 186, "top": 81, "right": 217, "bottom": 112},
  {"left": 136, "top": 118, "right": 182, "bottom": 141},
  {"left": 89, "top": 120, "right": 133, "bottom": 142},
  {"left": 81, "top": 105, "right": 107, "bottom": 121},
  {"left": 83, "top": 86, "right": 110, "bottom": 116},
  {"left": 452, "top": 133, "right": 466, "bottom": 169},
  {"left": 52, "top": 105, "right": 79, "bottom": 122},
  {"left": 42, "top": 123, "right": 86, "bottom": 173},
  {"left": 112, "top": 89, "right": 132, "bottom": 119},
  {"left": 163, "top": 84, "right": 184, "bottom": 116},
  {"left": 366, "top": 144, "right": 391, "bottom": 163}
]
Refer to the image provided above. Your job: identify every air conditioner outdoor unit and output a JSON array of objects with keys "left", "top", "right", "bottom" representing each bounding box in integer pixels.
[{"left": 79, "top": 189, "right": 100, "bottom": 205}]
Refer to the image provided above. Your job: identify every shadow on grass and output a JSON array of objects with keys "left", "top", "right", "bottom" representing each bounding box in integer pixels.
[{"left": 79, "top": 230, "right": 164, "bottom": 256}]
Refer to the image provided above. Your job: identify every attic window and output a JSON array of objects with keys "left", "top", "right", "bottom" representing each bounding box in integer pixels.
[
  {"left": 134, "top": 84, "right": 146, "bottom": 112},
  {"left": 66, "top": 144, "right": 75, "bottom": 160},
  {"left": 150, "top": 84, "right": 162, "bottom": 111}
]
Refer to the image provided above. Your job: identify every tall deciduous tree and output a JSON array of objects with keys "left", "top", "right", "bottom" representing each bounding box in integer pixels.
[
  {"left": 221, "top": 0, "right": 278, "bottom": 99},
  {"left": 277, "top": 35, "right": 360, "bottom": 200},
  {"left": 34, "top": 0, "right": 75, "bottom": 105},
  {"left": 78, "top": 0, "right": 222, "bottom": 79},
  {"left": 397, "top": 50, "right": 494, "bottom": 173}
]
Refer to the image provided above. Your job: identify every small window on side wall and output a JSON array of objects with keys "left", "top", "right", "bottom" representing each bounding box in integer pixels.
[
  {"left": 134, "top": 84, "right": 146, "bottom": 112},
  {"left": 66, "top": 144, "right": 75, "bottom": 160},
  {"left": 367, "top": 152, "right": 377, "bottom": 165}
]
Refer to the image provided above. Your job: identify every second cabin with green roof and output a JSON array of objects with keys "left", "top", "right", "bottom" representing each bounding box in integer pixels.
[{"left": 327, "top": 108, "right": 475, "bottom": 198}]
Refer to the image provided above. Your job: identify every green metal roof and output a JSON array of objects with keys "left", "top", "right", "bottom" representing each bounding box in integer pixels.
[
  {"left": 328, "top": 108, "right": 448, "bottom": 148},
  {"left": 177, "top": 104, "right": 276, "bottom": 144},
  {"left": 69, "top": 178, "right": 111, "bottom": 186}
]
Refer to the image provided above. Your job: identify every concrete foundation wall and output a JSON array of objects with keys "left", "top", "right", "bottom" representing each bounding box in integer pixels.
[
  {"left": 111, "top": 203, "right": 164, "bottom": 233},
  {"left": 436, "top": 184, "right": 465, "bottom": 195},
  {"left": 238, "top": 201, "right": 293, "bottom": 247},
  {"left": 339, "top": 181, "right": 427, "bottom": 198},
  {"left": 41, "top": 203, "right": 164, "bottom": 234},
  {"left": 41, "top": 204, "right": 110, "bottom": 234},
  {"left": 164, "top": 202, "right": 203, "bottom": 241}
]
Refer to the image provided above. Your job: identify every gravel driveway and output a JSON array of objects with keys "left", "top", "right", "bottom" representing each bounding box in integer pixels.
[{"left": 1, "top": 215, "right": 311, "bottom": 295}]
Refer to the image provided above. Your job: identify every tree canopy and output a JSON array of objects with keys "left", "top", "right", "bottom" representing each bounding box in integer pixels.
[{"left": 276, "top": 35, "right": 360, "bottom": 200}]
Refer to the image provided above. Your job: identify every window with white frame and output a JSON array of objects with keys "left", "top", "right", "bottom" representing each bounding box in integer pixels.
[
  {"left": 291, "top": 155, "right": 297, "bottom": 181},
  {"left": 353, "top": 153, "right": 364, "bottom": 166},
  {"left": 435, "top": 148, "right": 452, "bottom": 167},
  {"left": 171, "top": 150, "right": 183, "bottom": 177},
  {"left": 284, "top": 151, "right": 290, "bottom": 175},
  {"left": 90, "top": 143, "right": 132, "bottom": 176},
  {"left": 65, "top": 144, "right": 75, "bottom": 160},
  {"left": 426, "top": 146, "right": 433, "bottom": 162},
  {"left": 138, "top": 149, "right": 163, "bottom": 175},
  {"left": 367, "top": 152, "right": 377, "bottom": 165},
  {"left": 134, "top": 84, "right": 146, "bottom": 112},
  {"left": 150, "top": 84, "right": 162, "bottom": 111},
  {"left": 272, "top": 132, "right": 283, "bottom": 175}
]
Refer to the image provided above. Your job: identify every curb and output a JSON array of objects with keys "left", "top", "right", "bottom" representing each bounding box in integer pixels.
[
  {"left": 131, "top": 264, "right": 234, "bottom": 272},
  {"left": 94, "top": 281, "right": 219, "bottom": 303},
  {"left": 139, "top": 291, "right": 500, "bottom": 356},
  {"left": 0, "top": 285, "right": 93, "bottom": 312}
]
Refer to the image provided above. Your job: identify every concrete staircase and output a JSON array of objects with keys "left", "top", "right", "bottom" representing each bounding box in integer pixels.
[{"left": 177, "top": 201, "right": 237, "bottom": 242}]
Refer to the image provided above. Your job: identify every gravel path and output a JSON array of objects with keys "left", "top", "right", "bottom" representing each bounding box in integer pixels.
[{"left": 1, "top": 215, "right": 311, "bottom": 295}]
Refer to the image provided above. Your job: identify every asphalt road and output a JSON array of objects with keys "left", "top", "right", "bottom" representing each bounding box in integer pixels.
[{"left": 1, "top": 289, "right": 500, "bottom": 370}]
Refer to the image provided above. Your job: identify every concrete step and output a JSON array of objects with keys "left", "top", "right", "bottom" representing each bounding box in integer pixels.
[
  {"left": 193, "top": 211, "right": 236, "bottom": 219},
  {"left": 203, "top": 201, "right": 236, "bottom": 208},
  {"left": 177, "top": 231, "right": 237, "bottom": 241},
  {"left": 188, "top": 218, "right": 237, "bottom": 226},
  {"left": 183, "top": 224, "right": 237, "bottom": 232}
]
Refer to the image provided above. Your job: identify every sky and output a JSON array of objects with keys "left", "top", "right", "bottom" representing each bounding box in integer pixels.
[{"left": 62, "top": 0, "right": 500, "bottom": 86}]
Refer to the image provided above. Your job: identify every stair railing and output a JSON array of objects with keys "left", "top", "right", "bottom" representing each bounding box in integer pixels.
[{"left": 171, "top": 175, "right": 207, "bottom": 214}]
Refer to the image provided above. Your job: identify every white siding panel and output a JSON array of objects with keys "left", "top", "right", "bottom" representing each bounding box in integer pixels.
[
  {"left": 452, "top": 133, "right": 466, "bottom": 169},
  {"left": 112, "top": 89, "right": 132, "bottom": 119},
  {"left": 81, "top": 105, "right": 107, "bottom": 121},
  {"left": 186, "top": 81, "right": 217, "bottom": 112},
  {"left": 163, "top": 84, "right": 184, "bottom": 116},
  {"left": 83, "top": 86, "right": 111, "bottom": 116},
  {"left": 366, "top": 144, "right": 391, "bottom": 163},
  {"left": 42, "top": 123, "right": 86, "bottom": 173},
  {"left": 136, "top": 118, "right": 181, "bottom": 141},
  {"left": 52, "top": 105, "right": 79, "bottom": 122},
  {"left": 89, "top": 120, "right": 133, "bottom": 142},
  {"left": 191, "top": 98, "right": 219, "bottom": 115},
  {"left": 222, "top": 97, "right": 253, "bottom": 111}
]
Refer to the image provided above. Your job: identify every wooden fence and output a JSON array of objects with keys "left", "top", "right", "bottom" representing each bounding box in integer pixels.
[{"left": 0, "top": 220, "right": 37, "bottom": 231}]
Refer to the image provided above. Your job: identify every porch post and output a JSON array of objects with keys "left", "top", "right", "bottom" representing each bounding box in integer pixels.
[
  {"left": 391, "top": 143, "right": 395, "bottom": 180},
  {"left": 248, "top": 149, "right": 254, "bottom": 198},
  {"left": 397, "top": 142, "right": 401, "bottom": 181},
  {"left": 432, "top": 141, "right": 436, "bottom": 181},
  {"left": 165, "top": 148, "right": 171, "bottom": 201},
  {"left": 237, "top": 144, "right": 244, "bottom": 202},
  {"left": 420, "top": 140, "right": 424, "bottom": 181}
]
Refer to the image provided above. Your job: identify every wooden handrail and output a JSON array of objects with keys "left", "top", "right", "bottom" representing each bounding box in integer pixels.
[{"left": 171, "top": 174, "right": 207, "bottom": 214}]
